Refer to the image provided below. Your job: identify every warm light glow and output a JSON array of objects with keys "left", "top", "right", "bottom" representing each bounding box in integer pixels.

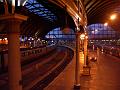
[
  {"left": 104, "top": 22, "right": 108, "bottom": 26},
  {"left": 80, "top": 34, "right": 85, "bottom": 40},
  {"left": 0, "top": 38, "right": 8, "bottom": 44},
  {"left": 110, "top": 14, "right": 116, "bottom": 20},
  {"left": 85, "top": 36, "right": 88, "bottom": 39},
  {"left": 12, "top": 0, "right": 15, "bottom": 6},
  {"left": 4, "top": 38, "right": 7, "bottom": 40},
  {"left": 79, "top": 52, "right": 84, "bottom": 64}
]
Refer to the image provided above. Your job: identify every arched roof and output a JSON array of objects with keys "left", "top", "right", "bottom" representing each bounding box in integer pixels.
[
  {"left": 83, "top": 0, "right": 120, "bottom": 32},
  {"left": 0, "top": 0, "right": 75, "bottom": 37},
  {"left": 0, "top": 0, "right": 120, "bottom": 38}
]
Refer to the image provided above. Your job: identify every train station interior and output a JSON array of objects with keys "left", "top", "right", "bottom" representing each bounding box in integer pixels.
[{"left": 0, "top": 0, "right": 120, "bottom": 90}]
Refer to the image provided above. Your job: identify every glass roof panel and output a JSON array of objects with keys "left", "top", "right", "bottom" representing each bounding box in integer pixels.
[
  {"left": 45, "top": 27, "right": 75, "bottom": 39},
  {"left": 26, "top": 5, "right": 34, "bottom": 9},
  {"left": 25, "top": 0, "right": 57, "bottom": 22},
  {"left": 44, "top": 10, "right": 49, "bottom": 13},
  {"left": 37, "top": 12, "right": 43, "bottom": 15},
  {"left": 87, "top": 23, "right": 117, "bottom": 39},
  {"left": 34, "top": 4, "right": 40, "bottom": 8},
  {"left": 33, "top": 9, "right": 40, "bottom": 12},
  {"left": 29, "top": 0, "right": 35, "bottom": 3}
]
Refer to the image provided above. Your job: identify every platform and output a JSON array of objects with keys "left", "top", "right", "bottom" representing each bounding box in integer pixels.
[{"left": 45, "top": 51, "right": 120, "bottom": 90}]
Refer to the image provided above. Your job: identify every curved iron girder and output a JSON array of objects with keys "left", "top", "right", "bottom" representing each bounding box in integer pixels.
[
  {"left": 86, "top": 0, "right": 100, "bottom": 11},
  {"left": 84, "top": 0, "right": 92, "bottom": 7},
  {"left": 48, "top": 0, "right": 87, "bottom": 26},
  {"left": 88, "top": 1, "right": 119, "bottom": 19},
  {"left": 92, "top": 3, "right": 119, "bottom": 19},
  {"left": 87, "top": 0, "right": 109, "bottom": 16}
]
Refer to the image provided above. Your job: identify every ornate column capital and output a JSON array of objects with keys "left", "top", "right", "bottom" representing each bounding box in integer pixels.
[{"left": 0, "top": 14, "right": 27, "bottom": 33}]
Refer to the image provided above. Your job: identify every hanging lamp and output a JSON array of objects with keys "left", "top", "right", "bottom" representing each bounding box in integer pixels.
[{"left": 62, "top": 6, "right": 71, "bottom": 34}]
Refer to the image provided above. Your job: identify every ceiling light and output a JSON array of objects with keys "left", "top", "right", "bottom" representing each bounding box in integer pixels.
[
  {"left": 104, "top": 22, "right": 108, "bottom": 26},
  {"left": 110, "top": 14, "right": 117, "bottom": 20}
]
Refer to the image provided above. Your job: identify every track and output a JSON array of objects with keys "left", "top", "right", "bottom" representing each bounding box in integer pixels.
[
  {"left": 0, "top": 46, "right": 74, "bottom": 90},
  {"left": 30, "top": 47, "right": 74, "bottom": 90}
]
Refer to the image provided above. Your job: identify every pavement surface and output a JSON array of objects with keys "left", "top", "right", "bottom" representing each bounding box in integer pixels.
[{"left": 45, "top": 50, "right": 120, "bottom": 90}]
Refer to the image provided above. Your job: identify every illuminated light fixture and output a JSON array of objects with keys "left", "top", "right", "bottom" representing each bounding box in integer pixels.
[
  {"left": 21, "top": 39, "right": 24, "bottom": 41},
  {"left": 28, "top": 38, "right": 30, "bottom": 41},
  {"left": 4, "top": 38, "right": 7, "bottom": 40},
  {"left": 62, "top": 7, "right": 71, "bottom": 34},
  {"left": 80, "top": 34, "right": 85, "bottom": 40},
  {"left": 32, "top": 38, "right": 34, "bottom": 40},
  {"left": 110, "top": 14, "right": 117, "bottom": 20},
  {"left": 85, "top": 36, "right": 88, "bottom": 39},
  {"left": 91, "top": 29, "right": 99, "bottom": 34},
  {"left": 62, "top": 27, "right": 71, "bottom": 34},
  {"left": 95, "top": 29, "right": 98, "bottom": 32},
  {"left": 104, "top": 22, "right": 108, "bottom": 26}
]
